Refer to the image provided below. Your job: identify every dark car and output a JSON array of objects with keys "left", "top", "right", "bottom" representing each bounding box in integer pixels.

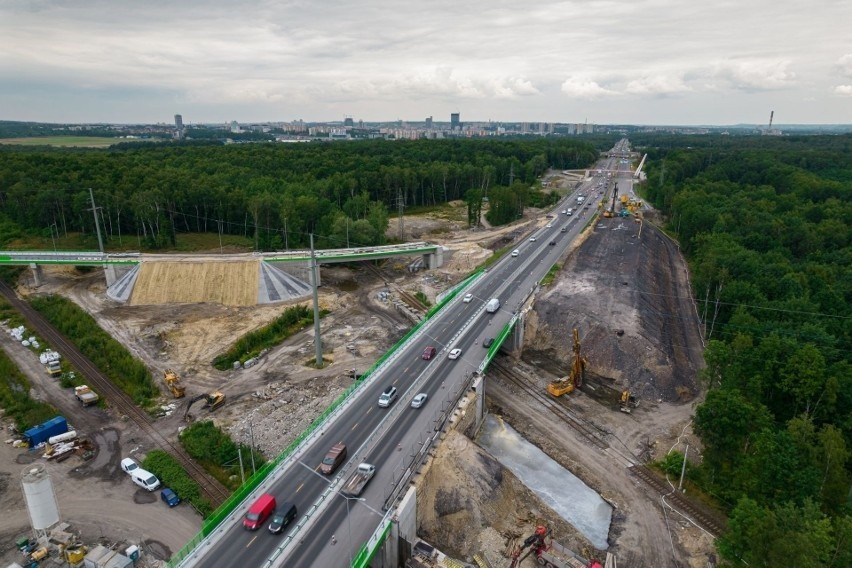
[
  {"left": 268, "top": 502, "right": 298, "bottom": 534},
  {"left": 161, "top": 488, "right": 180, "bottom": 507},
  {"left": 549, "top": 241, "right": 557, "bottom": 246},
  {"left": 482, "top": 337, "right": 494, "bottom": 348},
  {"left": 421, "top": 346, "right": 437, "bottom": 360}
]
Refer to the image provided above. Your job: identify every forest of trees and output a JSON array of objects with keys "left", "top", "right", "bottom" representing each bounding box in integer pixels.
[
  {"left": 642, "top": 134, "right": 851, "bottom": 566},
  {"left": 0, "top": 138, "right": 599, "bottom": 251}
]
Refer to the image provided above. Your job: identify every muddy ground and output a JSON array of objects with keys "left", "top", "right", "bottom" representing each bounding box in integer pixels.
[{"left": 0, "top": 183, "right": 712, "bottom": 567}]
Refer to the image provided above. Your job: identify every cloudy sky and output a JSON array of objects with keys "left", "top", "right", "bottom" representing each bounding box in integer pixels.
[{"left": 1, "top": 0, "right": 850, "bottom": 125}]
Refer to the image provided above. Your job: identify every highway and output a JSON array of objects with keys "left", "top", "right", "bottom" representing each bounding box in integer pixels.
[{"left": 191, "top": 141, "right": 634, "bottom": 568}]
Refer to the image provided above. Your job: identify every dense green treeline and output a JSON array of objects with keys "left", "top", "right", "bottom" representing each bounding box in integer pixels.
[
  {"left": 0, "top": 138, "right": 599, "bottom": 251},
  {"left": 642, "top": 134, "right": 851, "bottom": 566}
]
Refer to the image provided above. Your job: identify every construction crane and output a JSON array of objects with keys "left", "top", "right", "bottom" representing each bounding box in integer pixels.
[
  {"left": 163, "top": 369, "right": 186, "bottom": 398},
  {"left": 547, "top": 328, "right": 586, "bottom": 397},
  {"left": 183, "top": 391, "right": 225, "bottom": 420}
]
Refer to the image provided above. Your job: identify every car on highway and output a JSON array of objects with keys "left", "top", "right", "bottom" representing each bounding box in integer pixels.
[
  {"left": 529, "top": 236, "right": 536, "bottom": 242},
  {"left": 561, "top": 210, "right": 566, "bottom": 214},
  {"left": 561, "top": 227, "right": 567, "bottom": 233},
  {"left": 448, "top": 348, "right": 462, "bottom": 360},
  {"left": 378, "top": 386, "right": 398, "bottom": 407},
  {"left": 421, "top": 346, "right": 437, "bottom": 360},
  {"left": 268, "top": 502, "right": 298, "bottom": 534},
  {"left": 549, "top": 241, "right": 556, "bottom": 246},
  {"left": 546, "top": 223, "right": 552, "bottom": 228},
  {"left": 511, "top": 250, "right": 519, "bottom": 257},
  {"left": 463, "top": 293, "right": 473, "bottom": 303},
  {"left": 120, "top": 458, "right": 139, "bottom": 474},
  {"left": 244, "top": 494, "right": 276, "bottom": 531},
  {"left": 411, "top": 393, "right": 428, "bottom": 408},
  {"left": 482, "top": 337, "right": 494, "bottom": 348}
]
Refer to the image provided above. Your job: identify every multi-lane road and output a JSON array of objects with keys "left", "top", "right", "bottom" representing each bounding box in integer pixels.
[{"left": 190, "top": 142, "right": 634, "bottom": 568}]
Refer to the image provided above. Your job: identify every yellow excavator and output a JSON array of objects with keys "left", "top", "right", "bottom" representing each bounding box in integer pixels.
[
  {"left": 547, "top": 328, "right": 586, "bottom": 397},
  {"left": 620, "top": 390, "right": 639, "bottom": 413},
  {"left": 183, "top": 391, "right": 226, "bottom": 420},
  {"left": 163, "top": 369, "right": 186, "bottom": 398}
]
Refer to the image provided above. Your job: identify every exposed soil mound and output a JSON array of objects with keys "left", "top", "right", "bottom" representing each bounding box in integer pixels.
[
  {"left": 130, "top": 261, "right": 259, "bottom": 306},
  {"left": 418, "top": 430, "right": 598, "bottom": 565},
  {"left": 524, "top": 218, "right": 704, "bottom": 402}
]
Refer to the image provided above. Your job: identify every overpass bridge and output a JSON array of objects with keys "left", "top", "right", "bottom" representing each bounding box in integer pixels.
[{"left": 0, "top": 243, "right": 443, "bottom": 304}]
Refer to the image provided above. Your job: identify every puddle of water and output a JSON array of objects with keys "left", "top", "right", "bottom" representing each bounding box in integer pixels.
[{"left": 477, "top": 414, "right": 611, "bottom": 548}]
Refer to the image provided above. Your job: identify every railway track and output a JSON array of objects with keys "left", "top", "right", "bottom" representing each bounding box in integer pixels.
[
  {"left": 490, "top": 358, "right": 728, "bottom": 538},
  {"left": 0, "top": 280, "right": 230, "bottom": 507},
  {"left": 628, "top": 464, "right": 727, "bottom": 537},
  {"left": 363, "top": 263, "right": 430, "bottom": 312},
  {"left": 489, "top": 359, "right": 610, "bottom": 451}
]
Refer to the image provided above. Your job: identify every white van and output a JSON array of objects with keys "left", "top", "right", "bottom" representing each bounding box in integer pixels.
[
  {"left": 131, "top": 468, "right": 161, "bottom": 491},
  {"left": 485, "top": 298, "right": 500, "bottom": 313}
]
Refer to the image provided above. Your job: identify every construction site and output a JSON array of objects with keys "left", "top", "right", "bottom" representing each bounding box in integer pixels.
[{"left": 0, "top": 171, "right": 713, "bottom": 568}]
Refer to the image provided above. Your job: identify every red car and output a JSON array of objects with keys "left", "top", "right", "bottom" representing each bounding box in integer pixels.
[{"left": 422, "top": 346, "right": 437, "bottom": 360}]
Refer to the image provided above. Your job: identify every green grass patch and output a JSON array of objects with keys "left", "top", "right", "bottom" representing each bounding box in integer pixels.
[
  {"left": 541, "top": 263, "right": 561, "bottom": 286},
  {"left": 142, "top": 449, "right": 214, "bottom": 517},
  {"left": 0, "top": 136, "right": 122, "bottom": 147},
  {"left": 414, "top": 290, "right": 431, "bottom": 306},
  {"left": 0, "top": 348, "right": 57, "bottom": 432},
  {"left": 179, "top": 421, "right": 265, "bottom": 491},
  {"left": 212, "top": 304, "right": 326, "bottom": 370},
  {"left": 29, "top": 295, "right": 158, "bottom": 406}
]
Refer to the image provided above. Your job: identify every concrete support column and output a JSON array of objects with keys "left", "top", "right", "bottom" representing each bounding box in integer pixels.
[
  {"left": 471, "top": 375, "right": 485, "bottom": 432},
  {"left": 29, "top": 263, "right": 42, "bottom": 287},
  {"left": 104, "top": 264, "right": 118, "bottom": 287},
  {"left": 509, "top": 312, "right": 525, "bottom": 354}
]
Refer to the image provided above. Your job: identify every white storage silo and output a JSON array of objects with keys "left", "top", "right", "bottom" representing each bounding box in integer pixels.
[{"left": 21, "top": 464, "right": 60, "bottom": 532}]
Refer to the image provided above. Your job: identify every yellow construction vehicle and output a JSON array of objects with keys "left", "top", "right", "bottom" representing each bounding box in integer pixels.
[
  {"left": 548, "top": 329, "right": 587, "bottom": 397},
  {"left": 620, "top": 390, "right": 639, "bottom": 413},
  {"left": 163, "top": 369, "right": 186, "bottom": 398},
  {"left": 183, "top": 391, "right": 225, "bottom": 420}
]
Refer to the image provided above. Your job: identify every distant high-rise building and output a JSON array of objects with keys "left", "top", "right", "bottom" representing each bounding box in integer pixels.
[
  {"left": 174, "top": 114, "right": 184, "bottom": 139},
  {"left": 450, "top": 112, "right": 460, "bottom": 130},
  {"left": 538, "top": 122, "right": 546, "bottom": 134},
  {"left": 230, "top": 120, "right": 240, "bottom": 133},
  {"left": 425, "top": 116, "right": 433, "bottom": 129},
  {"left": 344, "top": 117, "right": 354, "bottom": 127},
  {"left": 521, "top": 122, "right": 529, "bottom": 134}
]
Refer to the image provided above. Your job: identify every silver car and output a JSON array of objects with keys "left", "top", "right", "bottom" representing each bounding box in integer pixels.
[{"left": 411, "top": 393, "right": 428, "bottom": 408}]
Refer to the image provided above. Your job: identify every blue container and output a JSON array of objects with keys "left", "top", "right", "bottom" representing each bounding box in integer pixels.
[{"left": 24, "top": 416, "right": 68, "bottom": 446}]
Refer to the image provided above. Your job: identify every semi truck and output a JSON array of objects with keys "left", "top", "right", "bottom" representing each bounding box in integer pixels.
[
  {"left": 341, "top": 463, "right": 375, "bottom": 497},
  {"left": 74, "top": 385, "right": 99, "bottom": 406},
  {"left": 24, "top": 416, "right": 68, "bottom": 447}
]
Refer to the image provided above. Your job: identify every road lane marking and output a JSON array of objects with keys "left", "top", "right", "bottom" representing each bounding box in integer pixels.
[
  {"left": 296, "top": 482, "right": 304, "bottom": 493},
  {"left": 246, "top": 535, "right": 258, "bottom": 548},
  {"left": 351, "top": 422, "right": 359, "bottom": 431}
]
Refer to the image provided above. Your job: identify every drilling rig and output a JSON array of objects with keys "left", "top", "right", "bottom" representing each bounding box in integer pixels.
[{"left": 547, "top": 329, "right": 586, "bottom": 397}]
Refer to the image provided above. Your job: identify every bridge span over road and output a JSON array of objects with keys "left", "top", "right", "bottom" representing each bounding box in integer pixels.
[{"left": 178, "top": 147, "right": 636, "bottom": 568}]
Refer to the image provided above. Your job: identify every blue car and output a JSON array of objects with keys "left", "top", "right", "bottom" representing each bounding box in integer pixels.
[{"left": 161, "top": 488, "right": 180, "bottom": 507}]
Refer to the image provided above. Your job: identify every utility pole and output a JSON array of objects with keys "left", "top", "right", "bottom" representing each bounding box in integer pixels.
[
  {"left": 309, "top": 234, "right": 323, "bottom": 367},
  {"left": 678, "top": 445, "right": 689, "bottom": 491},
  {"left": 396, "top": 189, "right": 404, "bottom": 242},
  {"left": 87, "top": 188, "right": 105, "bottom": 252}
]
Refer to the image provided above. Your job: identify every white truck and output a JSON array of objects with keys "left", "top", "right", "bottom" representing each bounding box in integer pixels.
[
  {"left": 485, "top": 298, "right": 500, "bottom": 313},
  {"left": 341, "top": 463, "right": 375, "bottom": 497},
  {"left": 74, "top": 385, "right": 99, "bottom": 407}
]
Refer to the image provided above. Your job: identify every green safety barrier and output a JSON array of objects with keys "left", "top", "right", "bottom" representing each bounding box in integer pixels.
[{"left": 350, "top": 520, "right": 393, "bottom": 568}]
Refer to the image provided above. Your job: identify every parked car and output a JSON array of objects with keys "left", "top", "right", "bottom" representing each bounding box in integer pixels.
[
  {"left": 131, "top": 468, "right": 161, "bottom": 492},
  {"left": 421, "top": 346, "right": 437, "bottom": 360},
  {"left": 448, "top": 348, "right": 463, "bottom": 360},
  {"left": 268, "top": 502, "right": 298, "bottom": 534},
  {"left": 411, "top": 393, "right": 428, "bottom": 408},
  {"left": 463, "top": 293, "right": 473, "bottom": 303},
  {"left": 378, "top": 386, "right": 398, "bottom": 408},
  {"left": 161, "top": 488, "right": 181, "bottom": 507},
  {"left": 120, "top": 457, "right": 139, "bottom": 474}
]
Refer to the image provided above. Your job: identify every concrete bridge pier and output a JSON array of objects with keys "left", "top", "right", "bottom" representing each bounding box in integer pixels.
[
  {"left": 505, "top": 312, "right": 525, "bottom": 355},
  {"left": 104, "top": 264, "right": 119, "bottom": 287},
  {"left": 424, "top": 247, "right": 443, "bottom": 269},
  {"left": 29, "top": 263, "right": 43, "bottom": 287}
]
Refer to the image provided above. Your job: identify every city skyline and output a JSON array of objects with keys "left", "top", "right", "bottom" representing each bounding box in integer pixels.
[{"left": 1, "top": 1, "right": 850, "bottom": 125}]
